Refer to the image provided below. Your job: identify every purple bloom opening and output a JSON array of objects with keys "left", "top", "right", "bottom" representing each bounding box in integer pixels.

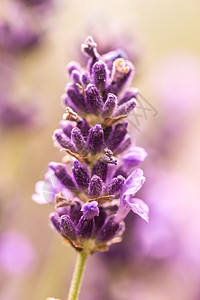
[
  {"left": 115, "top": 169, "right": 148, "bottom": 223},
  {"left": 81, "top": 201, "right": 99, "bottom": 219}
]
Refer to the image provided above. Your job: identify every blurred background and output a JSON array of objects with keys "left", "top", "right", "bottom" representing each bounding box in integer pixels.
[{"left": 0, "top": 0, "right": 200, "bottom": 299}]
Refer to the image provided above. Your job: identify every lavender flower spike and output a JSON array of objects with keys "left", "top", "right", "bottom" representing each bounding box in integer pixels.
[{"left": 33, "top": 36, "right": 149, "bottom": 256}]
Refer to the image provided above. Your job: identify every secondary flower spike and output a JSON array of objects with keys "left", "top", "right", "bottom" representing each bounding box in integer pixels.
[{"left": 33, "top": 36, "right": 149, "bottom": 254}]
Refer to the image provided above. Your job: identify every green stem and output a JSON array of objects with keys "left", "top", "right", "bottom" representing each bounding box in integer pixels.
[{"left": 67, "top": 251, "right": 88, "bottom": 300}]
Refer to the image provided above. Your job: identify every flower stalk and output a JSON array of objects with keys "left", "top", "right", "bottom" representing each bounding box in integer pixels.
[{"left": 67, "top": 252, "right": 87, "bottom": 300}]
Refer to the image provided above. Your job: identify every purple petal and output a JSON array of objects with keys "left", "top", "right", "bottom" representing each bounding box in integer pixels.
[
  {"left": 123, "top": 147, "right": 147, "bottom": 169},
  {"left": 81, "top": 201, "right": 99, "bottom": 219},
  {"left": 122, "top": 168, "right": 146, "bottom": 196},
  {"left": 127, "top": 198, "right": 149, "bottom": 223},
  {"left": 32, "top": 181, "right": 54, "bottom": 204}
]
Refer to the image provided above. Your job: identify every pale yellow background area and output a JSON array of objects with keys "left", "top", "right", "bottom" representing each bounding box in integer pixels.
[{"left": 1, "top": 0, "right": 200, "bottom": 300}]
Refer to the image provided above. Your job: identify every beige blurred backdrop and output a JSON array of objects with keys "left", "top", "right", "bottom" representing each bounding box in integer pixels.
[{"left": 1, "top": 0, "right": 200, "bottom": 299}]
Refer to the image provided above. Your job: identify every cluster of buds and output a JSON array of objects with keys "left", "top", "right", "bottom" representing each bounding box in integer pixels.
[{"left": 33, "top": 37, "right": 149, "bottom": 254}]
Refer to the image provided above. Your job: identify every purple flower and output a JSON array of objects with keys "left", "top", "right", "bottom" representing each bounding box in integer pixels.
[
  {"left": 81, "top": 201, "right": 99, "bottom": 219},
  {"left": 33, "top": 37, "right": 148, "bottom": 254},
  {"left": 122, "top": 147, "right": 147, "bottom": 171},
  {"left": 115, "top": 169, "right": 148, "bottom": 223},
  {"left": 32, "top": 169, "right": 72, "bottom": 204}
]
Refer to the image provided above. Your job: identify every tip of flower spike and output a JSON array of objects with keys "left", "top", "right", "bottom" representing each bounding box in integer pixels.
[{"left": 81, "top": 36, "right": 99, "bottom": 58}]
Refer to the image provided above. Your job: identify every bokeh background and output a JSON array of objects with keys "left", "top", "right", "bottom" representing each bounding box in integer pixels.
[{"left": 1, "top": 0, "right": 200, "bottom": 299}]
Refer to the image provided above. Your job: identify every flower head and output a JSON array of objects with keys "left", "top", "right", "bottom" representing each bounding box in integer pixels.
[{"left": 33, "top": 37, "right": 148, "bottom": 254}]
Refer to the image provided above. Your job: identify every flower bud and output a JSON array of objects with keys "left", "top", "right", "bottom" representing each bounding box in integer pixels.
[
  {"left": 61, "top": 215, "right": 76, "bottom": 240},
  {"left": 107, "top": 123, "right": 128, "bottom": 151},
  {"left": 111, "top": 59, "right": 135, "bottom": 93},
  {"left": 102, "top": 93, "right": 117, "bottom": 118},
  {"left": 81, "top": 72, "right": 90, "bottom": 87},
  {"left": 81, "top": 36, "right": 99, "bottom": 59},
  {"left": 114, "top": 137, "right": 132, "bottom": 155},
  {"left": 77, "top": 118, "right": 90, "bottom": 137},
  {"left": 118, "top": 88, "right": 139, "bottom": 105},
  {"left": 49, "top": 213, "right": 61, "bottom": 233},
  {"left": 69, "top": 201, "right": 82, "bottom": 225},
  {"left": 71, "top": 127, "right": 87, "bottom": 155},
  {"left": 56, "top": 206, "right": 69, "bottom": 217},
  {"left": 88, "top": 175, "right": 103, "bottom": 197},
  {"left": 71, "top": 70, "right": 82, "bottom": 84},
  {"left": 53, "top": 129, "right": 76, "bottom": 152},
  {"left": 87, "top": 125, "right": 104, "bottom": 155},
  {"left": 92, "top": 60, "right": 108, "bottom": 91},
  {"left": 96, "top": 216, "right": 120, "bottom": 242},
  {"left": 106, "top": 175, "right": 125, "bottom": 196},
  {"left": 72, "top": 161, "right": 90, "bottom": 190},
  {"left": 94, "top": 207, "right": 107, "bottom": 232},
  {"left": 115, "top": 99, "right": 136, "bottom": 116},
  {"left": 59, "top": 121, "right": 73, "bottom": 138},
  {"left": 49, "top": 162, "right": 76, "bottom": 191},
  {"left": 92, "top": 159, "right": 108, "bottom": 182},
  {"left": 85, "top": 84, "right": 103, "bottom": 115},
  {"left": 67, "top": 61, "right": 81, "bottom": 75},
  {"left": 66, "top": 84, "right": 86, "bottom": 111},
  {"left": 77, "top": 216, "right": 94, "bottom": 239}
]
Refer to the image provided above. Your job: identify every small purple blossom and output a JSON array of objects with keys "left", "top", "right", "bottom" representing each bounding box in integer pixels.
[
  {"left": 115, "top": 169, "right": 148, "bottom": 223},
  {"left": 81, "top": 201, "right": 99, "bottom": 219},
  {"left": 32, "top": 169, "right": 72, "bottom": 204},
  {"left": 122, "top": 147, "right": 148, "bottom": 171}
]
